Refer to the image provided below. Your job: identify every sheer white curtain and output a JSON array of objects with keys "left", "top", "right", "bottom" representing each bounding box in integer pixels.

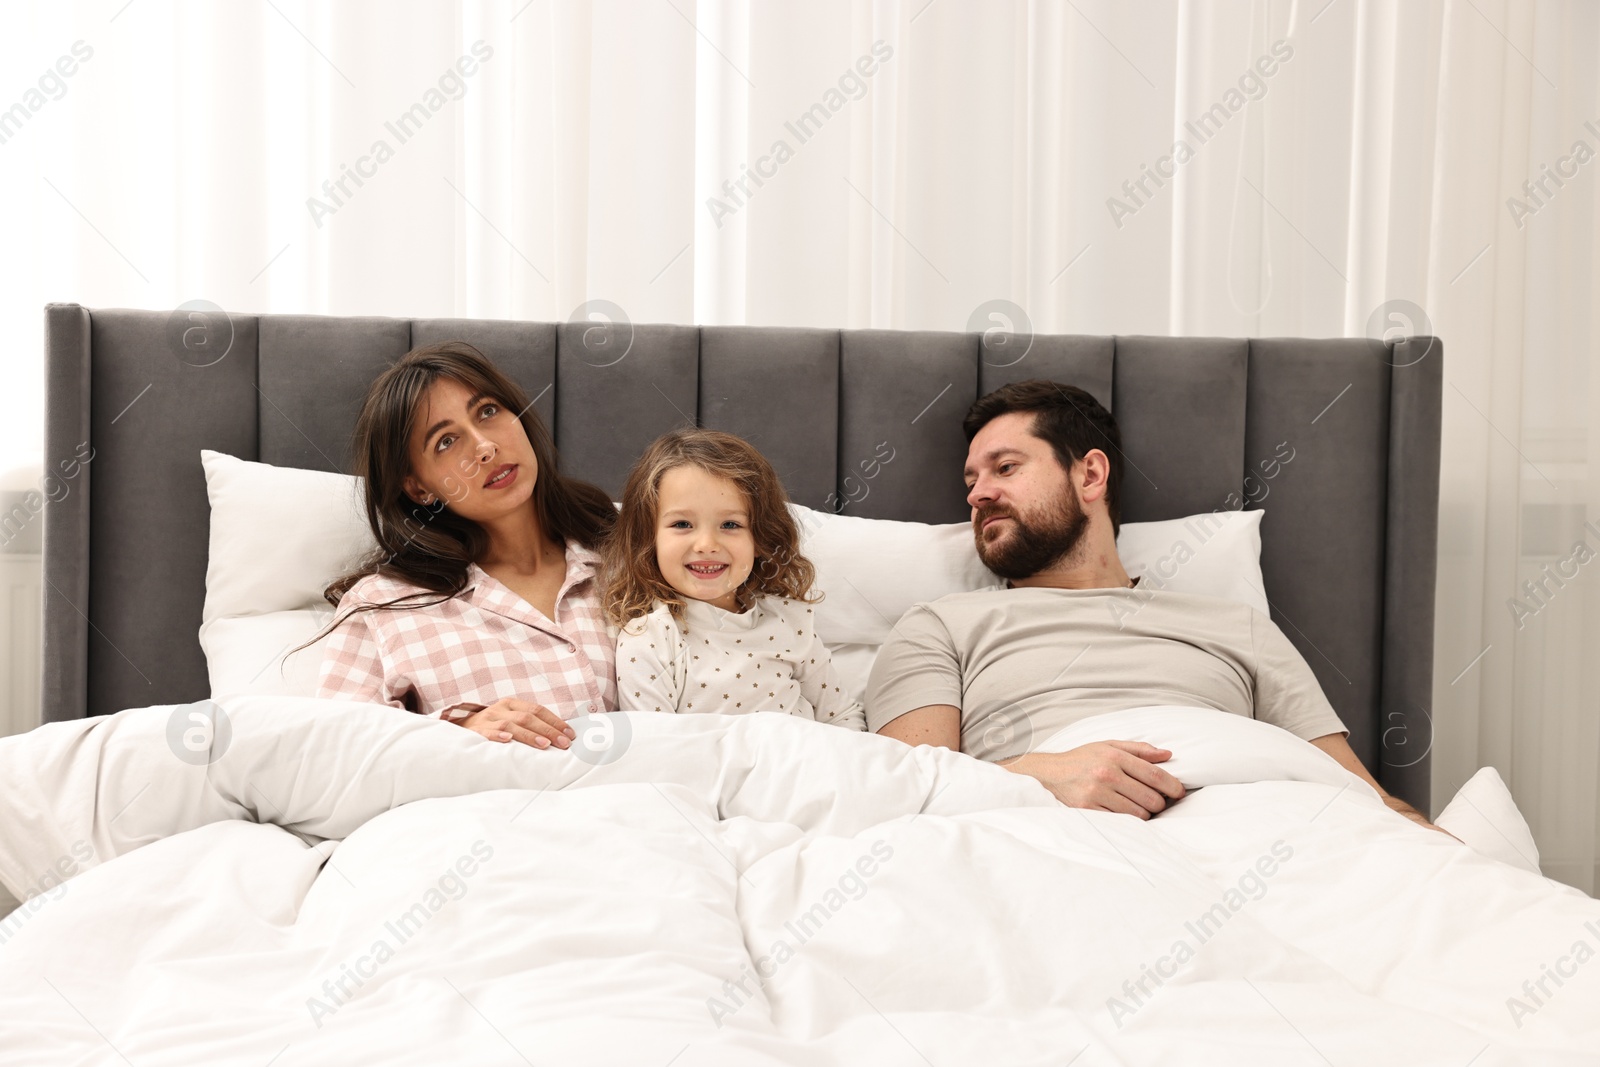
[{"left": 1, "top": 0, "right": 1595, "bottom": 888}]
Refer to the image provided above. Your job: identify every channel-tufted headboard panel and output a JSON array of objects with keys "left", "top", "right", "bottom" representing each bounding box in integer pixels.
[{"left": 40, "top": 305, "right": 1443, "bottom": 807}]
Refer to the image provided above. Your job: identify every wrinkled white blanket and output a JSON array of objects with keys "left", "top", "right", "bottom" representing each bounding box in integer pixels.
[{"left": 0, "top": 697, "right": 1596, "bottom": 1066}]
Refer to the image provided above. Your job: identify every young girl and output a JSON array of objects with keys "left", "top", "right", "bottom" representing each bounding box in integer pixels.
[{"left": 602, "top": 428, "right": 864, "bottom": 731}]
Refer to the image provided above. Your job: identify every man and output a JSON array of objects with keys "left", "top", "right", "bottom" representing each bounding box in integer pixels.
[{"left": 866, "top": 379, "right": 1439, "bottom": 831}]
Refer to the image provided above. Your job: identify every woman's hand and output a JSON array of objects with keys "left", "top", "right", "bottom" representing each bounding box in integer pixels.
[{"left": 457, "top": 698, "right": 576, "bottom": 749}]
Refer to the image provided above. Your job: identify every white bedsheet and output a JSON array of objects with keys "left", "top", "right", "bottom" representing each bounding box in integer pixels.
[{"left": 0, "top": 697, "right": 1596, "bottom": 1065}]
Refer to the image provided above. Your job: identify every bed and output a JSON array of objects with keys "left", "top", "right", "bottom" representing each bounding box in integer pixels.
[{"left": 4, "top": 306, "right": 1594, "bottom": 1064}]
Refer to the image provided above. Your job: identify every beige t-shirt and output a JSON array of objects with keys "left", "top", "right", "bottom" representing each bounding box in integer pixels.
[{"left": 864, "top": 585, "right": 1346, "bottom": 762}]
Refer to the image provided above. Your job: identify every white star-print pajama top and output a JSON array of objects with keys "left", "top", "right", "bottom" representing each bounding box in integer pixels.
[{"left": 614, "top": 596, "right": 865, "bottom": 730}]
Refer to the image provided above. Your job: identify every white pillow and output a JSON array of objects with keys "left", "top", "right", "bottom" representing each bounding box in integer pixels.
[
  {"left": 201, "top": 610, "right": 332, "bottom": 702},
  {"left": 790, "top": 503, "right": 1000, "bottom": 647},
  {"left": 790, "top": 503, "right": 1269, "bottom": 649},
  {"left": 200, "top": 450, "right": 375, "bottom": 622},
  {"left": 1435, "top": 767, "right": 1542, "bottom": 875},
  {"left": 1115, "top": 509, "right": 1269, "bottom": 616},
  {"left": 825, "top": 642, "right": 881, "bottom": 709},
  {"left": 200, "top": 451, "right": 374, "bottom": 700}
]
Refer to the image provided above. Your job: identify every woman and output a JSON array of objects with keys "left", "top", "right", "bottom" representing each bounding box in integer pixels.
[{"left": 317, "top": 341, "right": 618, "bottom": 750}]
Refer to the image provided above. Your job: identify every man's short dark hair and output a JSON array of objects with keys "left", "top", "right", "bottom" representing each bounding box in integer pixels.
[{"left": 962, "top": 379, "right": 1124, "bottom": 533}]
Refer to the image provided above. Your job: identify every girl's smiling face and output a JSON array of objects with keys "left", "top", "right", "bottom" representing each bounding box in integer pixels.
[{"left": 654, "top": 465, "right": 756, "bottom": 613}]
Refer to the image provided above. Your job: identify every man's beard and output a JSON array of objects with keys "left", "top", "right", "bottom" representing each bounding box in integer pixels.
[{"left": 973, "top": 490, "right": 1090, "bottom": 581}]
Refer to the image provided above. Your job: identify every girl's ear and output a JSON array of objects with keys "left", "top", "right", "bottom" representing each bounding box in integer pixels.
[{"left": 402, "top": 473, "right": 435, "bottom": 506}]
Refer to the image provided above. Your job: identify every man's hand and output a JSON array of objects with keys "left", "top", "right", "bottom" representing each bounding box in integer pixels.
[
  {"left": 1382, "top": 794, "right": 1457, "bottom": 838},
  {"left": 1000, "top": 742, "right": 1186, "bottom": 818},
  {"left": 875, "top": 706, "right": 1185, "bottom": 818},
  {"left": 457, "top": 698, "right": 576, "bottom": 749}
]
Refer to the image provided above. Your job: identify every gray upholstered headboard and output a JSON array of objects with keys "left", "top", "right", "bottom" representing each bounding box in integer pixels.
[{"left": 39, "top": 304, "right": 1442, "bottom": 807}]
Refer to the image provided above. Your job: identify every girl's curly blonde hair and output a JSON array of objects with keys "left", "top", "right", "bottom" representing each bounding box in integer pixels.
[{"left": 601, "top": 428, "right": 819, "bottom": 627}]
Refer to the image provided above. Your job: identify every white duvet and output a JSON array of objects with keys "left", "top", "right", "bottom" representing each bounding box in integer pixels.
[{"left": 0, "top": 698, "right": 1597, "bottom": 1066}]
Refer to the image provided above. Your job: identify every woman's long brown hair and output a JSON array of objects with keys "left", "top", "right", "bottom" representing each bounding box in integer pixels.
[
  {"left": 323, "top": 341, "right": 616, "bottom": 616},
  {"left": 600, "top": 428, "right": 818, "bottom": 627}
]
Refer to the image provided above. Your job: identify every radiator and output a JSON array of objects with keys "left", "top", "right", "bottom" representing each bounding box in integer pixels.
[{"left": 0, "top": 555, "right": 41, "bottom": 738}]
